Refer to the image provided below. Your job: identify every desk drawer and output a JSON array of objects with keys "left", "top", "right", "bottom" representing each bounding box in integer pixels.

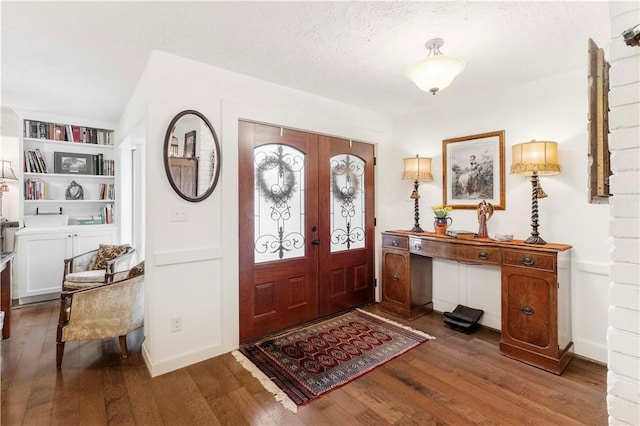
[
  {"left": 382, "top": 234, "right": 408, "bottom": 250},
  {"left": 457, "top": 246, "right": 501, "bottom": 265},
  {"left": 410, "top": 237, "right": 455, "bottom": 258},
  {"left": 503, "top": 249, "right": 556, "bottom": 272}
]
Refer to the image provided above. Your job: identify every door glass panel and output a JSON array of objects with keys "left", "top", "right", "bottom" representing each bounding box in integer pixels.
[
  {"left": 330, "top": 154, "right": 365, "bottom": 253},
  {"left": 254, "top": 144, "right": 305, "bottom": 263}
]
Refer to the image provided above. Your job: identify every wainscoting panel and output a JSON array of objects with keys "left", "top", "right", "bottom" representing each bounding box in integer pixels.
[
  {"left": 573, "top": 260, "right": 609, "bottom": 363},
  {"left": 431, "top": 258, "right": 609, "bottom": 363}
]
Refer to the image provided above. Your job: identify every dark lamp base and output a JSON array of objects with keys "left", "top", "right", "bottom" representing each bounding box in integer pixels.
[
  {"left": 525, "top": 235, "right": 547, "bottom": 245},
  {"left": 411, "top": 225, "right": 424, "bottom": 233}
]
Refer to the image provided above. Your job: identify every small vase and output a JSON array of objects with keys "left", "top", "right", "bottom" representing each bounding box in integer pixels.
[{"left": 434, "top": 216, "right": 452, "bottom": 235}]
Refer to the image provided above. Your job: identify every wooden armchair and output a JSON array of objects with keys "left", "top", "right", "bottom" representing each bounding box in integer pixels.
[
  {"left": 56, "top": 262, "right": 144, "bottom": 369},
  {"left": 62, "top": 244, "right": 136, "bottom": 291}
]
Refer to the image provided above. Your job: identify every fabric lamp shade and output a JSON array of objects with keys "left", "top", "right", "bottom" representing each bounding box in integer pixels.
[
  {"left": 402, "top": 156, "right": 433, "bottom": 181},
  {"left": 510, "top": 141, "right": 561, "bottom": 176},
  {"left": 0, "top": 160, "right": 17, "bottom": 181}
]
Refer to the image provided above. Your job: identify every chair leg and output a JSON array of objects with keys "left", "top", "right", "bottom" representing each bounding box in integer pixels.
[
  {"left": 119, "top": 335, "right": 128, "bottom": 359},
  {"left": 56, "top": 342, "right": 65, "bottom": 369}
]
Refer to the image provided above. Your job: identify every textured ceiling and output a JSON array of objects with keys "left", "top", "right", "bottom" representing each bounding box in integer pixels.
[{"left": 1, "top": 1, "right": 610, "bottom": 122}]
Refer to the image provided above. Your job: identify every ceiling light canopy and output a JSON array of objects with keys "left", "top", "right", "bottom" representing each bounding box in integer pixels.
[{"left": 406, "top": 38, "right": 465, "bottom": 95}]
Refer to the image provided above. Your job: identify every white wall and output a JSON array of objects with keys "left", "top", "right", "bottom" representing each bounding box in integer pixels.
[
  {"left": 0, "top": 108, "right": 22, "bottom": 224},
  {"left": 119, "top": 50, "right": 393, "bottom": 376},
  {"left": 607, "top": 2, "right": 640, "bottom": 424},
  {"left": 390, "top": 67, "right": 611, "bottom": 360}
]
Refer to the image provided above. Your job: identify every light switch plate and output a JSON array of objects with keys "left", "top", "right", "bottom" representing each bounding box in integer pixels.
[{"left": 170, "top": 206, "right": 189, "bottom": 222}]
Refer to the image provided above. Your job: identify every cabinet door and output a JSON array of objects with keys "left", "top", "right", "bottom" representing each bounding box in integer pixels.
[
  {"left": 381, "top": 249, "right": 410, "bottom": 308},
  {"left": 18, "top": 232, "right": 72, "bottom": 302},
  {"left": 501, "top": 266, "right": 557, "bottom": 353},
  {"left": 72, "top": 229, "right": 116, "bottom": 255}
]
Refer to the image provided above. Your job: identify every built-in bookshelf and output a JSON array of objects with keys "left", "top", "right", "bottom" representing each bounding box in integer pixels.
[{"left": 22, "top": 118, "right": 117, "bottom": 226}]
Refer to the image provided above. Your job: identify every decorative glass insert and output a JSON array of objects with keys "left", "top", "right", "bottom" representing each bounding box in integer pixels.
[
  {"left": 254, "top": 144, "right": 305, "bottom": 263},
  {"left": 330, "top": 154, "right": 365, "bottom": 252}
]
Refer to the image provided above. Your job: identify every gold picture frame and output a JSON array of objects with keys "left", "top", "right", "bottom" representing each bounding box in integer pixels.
[
  {"left": 587, "top": 38, "right": 611, "bottom": 204},
  {"left": 442, "top": 130, "right": 505, "bottom": 210}
]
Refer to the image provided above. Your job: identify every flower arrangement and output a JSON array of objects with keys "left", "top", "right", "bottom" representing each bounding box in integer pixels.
[{"left": 432, "top": 205, "right": 453, "bottom": 218}]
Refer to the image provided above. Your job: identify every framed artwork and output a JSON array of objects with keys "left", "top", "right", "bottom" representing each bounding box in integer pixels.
[
  {"left": 54, "top": 151, "right": 94, "bottom": 175},
  {"left": 587, "top": 38, "right": 611, "bottom": 204},
  {"left": 442, "top": 130, "right": 505, "bottom": 210},
  {"left": 184, "top": 130, "right": 196, "bottom": 158}
]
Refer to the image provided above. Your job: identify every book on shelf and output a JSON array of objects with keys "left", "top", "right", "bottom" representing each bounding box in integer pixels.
[
  {"left": 75, "top": 215, "right": 103, "bottom": 225},
  {"left": 53, "top": 124, "right": 66, "bottom": 141},
  {"left": 101, "top": 204, "right": 114, "bottom": 224},
  {"left": 445, "top": 229, "right": 477, "bottom": 239},
  {"left": 98, "top": 183, "right": 115, "bottom": 200},
  {"left": 95, "top": 153, "right": 104, "bottom": 175},
  {"left": 72, "top": 126, "right": 82, "bottom": 143},
  {"left": 25, "top": 119, "right": 114, "bottom": 145},
  {"left": 34, "top": 149, "right": 48, "bottom": 173},
  {"left": 24, "top": 178, "right": 47, "bottom": 200},
  {"left": 24, "top": 150, "right": 48, "bottom": 173}
]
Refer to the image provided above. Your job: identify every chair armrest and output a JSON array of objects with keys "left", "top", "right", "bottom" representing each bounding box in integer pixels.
[
  {"left": 105, "top": 249, "right": 137, "bottom": 281},
  {"left": 57, "top": 291, "right": 75, "bottom": 344},
  {"left": 109, "top": 270, "right": 131, "bottom": 283}
]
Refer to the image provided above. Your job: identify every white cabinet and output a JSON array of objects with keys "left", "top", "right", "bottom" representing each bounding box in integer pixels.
[{"left": 15, "top": 226, "right": 116, "bottom": 304}]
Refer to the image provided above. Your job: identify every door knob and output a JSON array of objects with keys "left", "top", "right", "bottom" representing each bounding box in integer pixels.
[{"left": 311, "top": 239, "right": 320, "bottom": 245}]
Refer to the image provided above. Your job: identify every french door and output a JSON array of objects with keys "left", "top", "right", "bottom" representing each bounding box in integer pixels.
[{"left": 238, "top": 121, "right": 375, "bottom": 341}]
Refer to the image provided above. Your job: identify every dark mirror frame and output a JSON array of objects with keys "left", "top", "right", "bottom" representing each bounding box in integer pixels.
[{"left": 163, "top": 110, "right": 221, "bottom": 202}]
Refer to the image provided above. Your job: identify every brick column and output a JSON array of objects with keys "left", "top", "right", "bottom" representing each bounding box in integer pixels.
[{"left": 607, "top": 3, "right": 640, "bottom": 425}]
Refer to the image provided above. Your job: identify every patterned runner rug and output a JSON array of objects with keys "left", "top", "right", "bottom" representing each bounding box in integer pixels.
[{"left": 232, "top": 308, "right": 434, "bottom": 412}]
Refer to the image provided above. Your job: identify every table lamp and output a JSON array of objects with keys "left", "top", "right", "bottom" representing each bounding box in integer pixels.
[
  {"left": 0, "top": 160, "right": 17, "bottom": 222},
  {"left": 510, "top": 141, "right": 561, "bottom": 244},
  {"left": 402, "top": 155, "right": 433, "bottom": 232}
]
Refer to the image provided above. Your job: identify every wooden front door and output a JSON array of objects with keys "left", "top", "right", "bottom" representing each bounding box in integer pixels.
[
  {"left": 317, "top": 136, "right": 375, "bottom": 316},
  {"left": 239, "top": 121, "right": 375, "bottom": 341}
]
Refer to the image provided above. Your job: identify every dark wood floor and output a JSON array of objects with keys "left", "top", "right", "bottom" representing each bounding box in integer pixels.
[{"left": 1, "top": 301, "right": 607, "bottom": 425}]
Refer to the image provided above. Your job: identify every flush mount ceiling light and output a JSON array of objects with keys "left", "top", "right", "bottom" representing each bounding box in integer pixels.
[{"left": 406, "top": 38, "right": 465, "bottom": 95}]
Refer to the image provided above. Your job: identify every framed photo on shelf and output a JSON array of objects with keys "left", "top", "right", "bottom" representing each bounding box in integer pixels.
[
  {"left": 54, "top": 151, "right": 94, "bottom": 175},
  {"left": 184, "top": 130, "right": 196, "bottom": 158},
  {"left": 442, "top": 130, "right": 505, "bottom": 210}
]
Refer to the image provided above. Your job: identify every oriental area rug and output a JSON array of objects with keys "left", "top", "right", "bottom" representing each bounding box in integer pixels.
[{"left": 232, "top": 309, "right": 434, "bottom": 412}]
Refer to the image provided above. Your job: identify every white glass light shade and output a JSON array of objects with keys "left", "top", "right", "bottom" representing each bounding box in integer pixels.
[
  {"left": 511, "top": 141, "right": 561, "bottom": 176},
  {"left": 402, "top": 156, "right": 433, "bottom": 181},
  {"left": 406, "top": 55, "right": 465, "bottom": 94}
]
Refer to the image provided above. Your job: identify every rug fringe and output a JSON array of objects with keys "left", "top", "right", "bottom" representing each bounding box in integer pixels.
[
  {"left": 356, "top": 308, "right": 436, "bottom": 340},
  {"left": 231, "top": 350, "right": 299, "bottom": 413}
]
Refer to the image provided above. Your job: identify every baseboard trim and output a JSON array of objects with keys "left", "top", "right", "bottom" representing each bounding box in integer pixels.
[{"left": 142, "top": 342, "right": 235, "bottom": 377}]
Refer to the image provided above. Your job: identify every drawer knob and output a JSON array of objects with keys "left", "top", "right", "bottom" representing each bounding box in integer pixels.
[
  {"left": 391, "top": 273, "right": 400, "bottom": 282},
  {"left": 391, "top": 240, "right": 399, "bottom": 247},
  {"left": 521, "top": 306, "right": 534, "bottom": 315},
  {"left": 478, "top": 251, "right": 489, "bottom": 260},
  {"left": 521, "top": 257, "right": 534, "bottom": 266},
  {"left": 414, "top": 243, "right": 422, "bottom": 250}
]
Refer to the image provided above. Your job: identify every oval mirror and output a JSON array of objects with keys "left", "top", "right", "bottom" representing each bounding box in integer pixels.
[{"left": 163, "top": 110, "right": 221, "bottom": 202}]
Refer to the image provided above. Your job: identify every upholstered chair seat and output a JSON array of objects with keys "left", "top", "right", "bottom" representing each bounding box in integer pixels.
[{"left": 63, "top": 269, "right": 107, "bottom": 289}]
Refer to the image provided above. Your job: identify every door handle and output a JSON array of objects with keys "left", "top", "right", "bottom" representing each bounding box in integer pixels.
[
  {"left": 521, "top": 306, "right": 534, "bottom": 315},
  {"left": 311, "top": 239, "right": 320, "bottom": 245}
]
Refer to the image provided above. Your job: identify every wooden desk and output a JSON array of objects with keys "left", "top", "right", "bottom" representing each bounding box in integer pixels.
[
  {"left": 380, "top": 230, "right": 573, "bottom": 374},
  {"left": 1, "top": 252, "right": 14, "bottom": 339}
]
